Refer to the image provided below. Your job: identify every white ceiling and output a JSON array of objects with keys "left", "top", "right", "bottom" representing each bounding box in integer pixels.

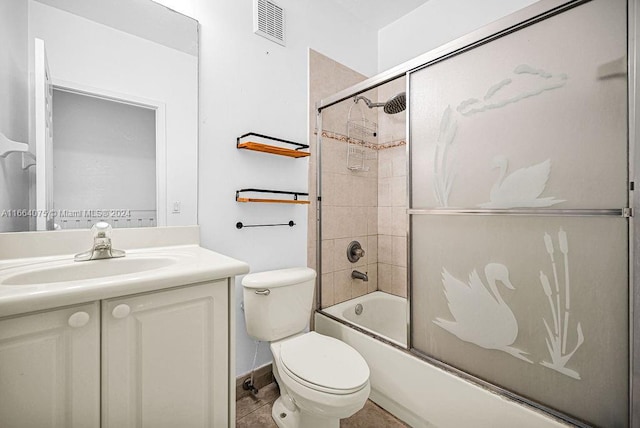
[{"left": 328, "top": 0, "right": 431, "bottom": 30}]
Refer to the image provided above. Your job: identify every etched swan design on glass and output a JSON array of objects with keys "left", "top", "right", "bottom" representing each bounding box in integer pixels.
[
  {"left": 434, "top": 263, "right": 533, "bottom": 363},
  {"left": 479, "top": 156, "right": 565, "bottom": 208}
]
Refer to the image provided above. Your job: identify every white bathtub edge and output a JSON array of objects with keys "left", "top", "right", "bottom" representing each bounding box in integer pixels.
[
  {"left": 369, "top": 389, "right": 434, "bottom": 428},
  {"left": 322, "top": 291, "right": 407, "bottom": 347},
  {"left": 315, "top": 312, "right": 571, "bottom": 428}
]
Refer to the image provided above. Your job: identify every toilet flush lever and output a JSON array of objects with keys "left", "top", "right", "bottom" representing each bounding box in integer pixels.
[{"left": 255, "top": 289, "right": 271, "bottom": 296}]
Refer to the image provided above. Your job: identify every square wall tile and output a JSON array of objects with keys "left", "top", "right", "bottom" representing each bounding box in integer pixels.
[
  {"left": 378, "top": 235, "right": 392, "bottom": 265},
  {"left": 321, "top": 273, "right": 334, "bottom": 308},
  {"left": 378, "top": 178, "right": 391, "bottom": 207},
  {"left": 367, "top": 263, "right": 378, "bottom": 293},
  {"left": 391, "top": 207, "right": 407, "bottom": 237},
  {"left": 378, "top": 207, "right": 392, "bottom": 236},
  {"left": 391, "top": 265, "right": 407, "bottom": 298},
  {"left": 320, "top": 139, "right": 348, "bottom": 175},
  {"left": 392, "top": 236, "right": 407, "bottom": 267},
  {"left": 322, "top": 206, "right": 352, "bottom": 239},
  {"left": 334, "top": 269, "right": 353, "bottom": 304},
  {"left": 364, "top": 178, "right": 378, "bottom": 207},
  {"left": 378, "top": 150, "right": 392, "bottom": 179},
  {"left": 352, "top": 175, "right": 369, "bottom": 207},
  {"left": 321, "top": 206, "right": 339, "bottom": 239},
  {"left": 378, "top": 263, "right": 392, "bottom": 294},
  {"left": 391, "top": 147, "right": 407, "bottom": 178},
  {"left": 321, "top": 239, "right": 335, "bottom": 273},
  {"left": 350, "top": 207, "right": 368, "bottom": 236},
  {"left": 391, "top": 176, "right": 407, "bottom": 207},
  {"left": 367, "top": 235, "right": 378, "bottom": 265},
  {"left": 352, "top": 275, "right": 368, "bottom": 299},
  {"left": 308, "top": 241, "right": 317, "bottom": 271},
  {"left": 321, "top": 173, "right": 338, "bottom": 206},
  {"left": 367, "top": 207, "right": 378, "bottom": 235}
]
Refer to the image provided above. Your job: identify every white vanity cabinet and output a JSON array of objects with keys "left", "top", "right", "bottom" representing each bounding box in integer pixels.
[
  {"left": 102, "top": 280, "right": 229, "bottom": 428},
  {"left": 0, "top": 302, "right": 101, "bottom": 428},
  {"left": 0, "top": 279, "right": 233, "bottom": 428}
]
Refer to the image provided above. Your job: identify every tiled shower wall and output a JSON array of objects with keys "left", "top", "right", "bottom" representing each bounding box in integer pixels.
[
  {"left": 317, "top": 91, "right": 380, "bottom": 308},
  {"left": 376, "top": 77, "right": 407, "bottom": 298},
  {"left": 309, "top": 50, "right": 408, "bottom": 308},
  {"left": 377, "top": 146, "right": 407, "bottom": 298},
  {"left": 308, "top": 50, "right": 378, "bottom": 309},
  {"left": 320, "top": 139, "right": 379, "bottom": 307}
]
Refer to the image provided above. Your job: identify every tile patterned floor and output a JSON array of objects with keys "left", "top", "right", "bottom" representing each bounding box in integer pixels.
[{"left": 236, "top": 382, "right": 408, "bottom": 427}]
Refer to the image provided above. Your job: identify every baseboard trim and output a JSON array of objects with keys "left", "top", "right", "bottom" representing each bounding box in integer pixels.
[{"left": 236, "top": 364, "right": 274, "bottom": 401}]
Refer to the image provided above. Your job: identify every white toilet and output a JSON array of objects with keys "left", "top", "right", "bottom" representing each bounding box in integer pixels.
[{"left": 242, "top": 267, "right": 370, "bottom": 428}]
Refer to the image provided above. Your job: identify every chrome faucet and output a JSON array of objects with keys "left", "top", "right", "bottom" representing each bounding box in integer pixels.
[
  {"left": 74, "top": 222, "right": 126, "bottom": 262},
  {"left": 351, "top": 270, "right": 368, "bottom": 282}
]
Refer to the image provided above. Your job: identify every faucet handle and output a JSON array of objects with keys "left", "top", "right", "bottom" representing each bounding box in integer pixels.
[
  {"left": 347, "top": 241, "right": 365, "bottom": 263},
  {"left": 92, "top": 222, "right": 112, "bottom": 238}
]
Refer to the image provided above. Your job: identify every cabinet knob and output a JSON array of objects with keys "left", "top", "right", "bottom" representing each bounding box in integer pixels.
[
  {"left": 68, "top": 311, "right": 90, "bottom": 328},
  {"left": 112, "top": 304, "right": 131, "bottom": 319}
]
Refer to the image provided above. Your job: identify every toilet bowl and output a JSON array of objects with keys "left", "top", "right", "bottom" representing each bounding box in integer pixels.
[
  {"left": 270, "top": 332, "right": 370, "bottom": 428},
  {"left": 242, "top": 267, "right": 370, "bottom": 428}
]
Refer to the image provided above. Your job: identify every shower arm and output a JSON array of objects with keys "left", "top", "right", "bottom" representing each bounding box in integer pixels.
[{"left": 353, "top": 95, "right": 385, "bottom": 109}]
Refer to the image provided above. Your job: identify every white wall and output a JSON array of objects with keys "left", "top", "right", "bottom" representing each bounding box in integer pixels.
[
  {"left": 158, "top": 0, "right": 378, "bottom": 376},
  {"left": 377, "top": 0, "right": 538, "bottom": 72},
  {"left": 35, "top": 0, "right": 199, "bottom": 56},
  {"left": 29, "top": 0, "right": 198, "bottom": 226},
  {"left": 0, "top": 0, "right": 29, "bottom": 232}
]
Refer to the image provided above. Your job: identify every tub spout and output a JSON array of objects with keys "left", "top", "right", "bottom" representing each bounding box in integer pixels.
[{"left": 352, "top": 270, "right": 368, "bottom": 282}]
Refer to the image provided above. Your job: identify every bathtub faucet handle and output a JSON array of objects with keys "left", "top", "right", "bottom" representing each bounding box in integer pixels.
[{"left": 347, "top": 241, "right": 365, "bottom": 263}]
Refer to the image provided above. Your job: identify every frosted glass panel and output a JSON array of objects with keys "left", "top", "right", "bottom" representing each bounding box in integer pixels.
[
  {"left": 410, "top": 0, "right": 627, "bottom": 209},
  {"left": 411, "top": 215, "right": 628, "bottom": 426}
]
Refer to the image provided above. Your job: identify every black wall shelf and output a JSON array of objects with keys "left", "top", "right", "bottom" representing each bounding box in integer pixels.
[
  {"left": 235, "top": 188, "right": 309, "bottom": 205},
  {"left": 237, "top": 132, "right": 310, "bottom": 158}
]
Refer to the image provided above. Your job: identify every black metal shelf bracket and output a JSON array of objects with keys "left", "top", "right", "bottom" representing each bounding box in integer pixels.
[
  {"left": 236, "top": 132, "right": 309, "bottom": 150},
  {"left": 236, "top": 220, "right": 295, "bottom": 229},
  {"left": 235, "top": 188, "right": 309, "bottom": 201}
]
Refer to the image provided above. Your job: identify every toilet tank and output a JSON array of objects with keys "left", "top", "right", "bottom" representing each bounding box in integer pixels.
[{"left": 242, "top": 267, "right": 316, "bottom": 342}]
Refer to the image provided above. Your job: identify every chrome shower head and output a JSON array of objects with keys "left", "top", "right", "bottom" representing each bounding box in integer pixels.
[
  {"left": 353, "top": 91, "right": 406, "bottom": 115},
  {"left": 383, "top": 92, "right": 406, "bottom": 114}
]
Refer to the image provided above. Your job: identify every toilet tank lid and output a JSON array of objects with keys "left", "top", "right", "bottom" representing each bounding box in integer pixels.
[{"left": 242, "top": 267, "right": 317, "bottom": 289}]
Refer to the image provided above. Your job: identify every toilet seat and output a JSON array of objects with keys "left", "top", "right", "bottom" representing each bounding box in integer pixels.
[{"left": 278, "top": 332, "right": 369, "bottom": 395}]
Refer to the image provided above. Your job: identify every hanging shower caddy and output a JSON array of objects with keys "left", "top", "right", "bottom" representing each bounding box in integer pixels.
[{"left": 346, "top": 99, "right": 377, "bottom": 172}]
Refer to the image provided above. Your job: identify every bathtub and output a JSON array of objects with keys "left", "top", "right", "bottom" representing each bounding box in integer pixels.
[
  {"left": 322, "top": 291, "right": 407, "bottom": 347},
  {"left": 315, "top": 311, "right": 570, "bottom": 428}
]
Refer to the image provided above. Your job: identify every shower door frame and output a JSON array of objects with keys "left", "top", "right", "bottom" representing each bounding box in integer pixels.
[{"left": 315, "top": 0, "right": 640, "bottom": 426}]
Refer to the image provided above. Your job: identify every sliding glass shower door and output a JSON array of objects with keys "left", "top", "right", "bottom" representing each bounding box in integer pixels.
[{"left": 408, "top": 0, "right": 629, "bottom": 426}]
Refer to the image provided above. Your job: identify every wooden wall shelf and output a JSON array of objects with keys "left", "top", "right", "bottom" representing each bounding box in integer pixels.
[
  {"left": 236, "top": 197, "right": 310, "bottom": 204},
  {"left": 237, "top": 142, "right": 309, "bottom": 158},
  {"left": 237, "top": 132, "right": 309, "bottom": 158},
  {"left": 236, "top": 189, "right": 309, "bottom": 205}
]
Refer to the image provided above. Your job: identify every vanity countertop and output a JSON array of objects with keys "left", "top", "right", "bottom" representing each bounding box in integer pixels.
[{"left": 0, "top": 244, "right": 249, "bottom": 318}]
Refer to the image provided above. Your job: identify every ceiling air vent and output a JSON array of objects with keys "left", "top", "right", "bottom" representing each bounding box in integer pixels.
[{"left": 254, "top": 0, "right": 285, "bottom": 46}]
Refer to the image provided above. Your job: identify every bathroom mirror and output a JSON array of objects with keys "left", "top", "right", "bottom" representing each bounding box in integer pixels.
[{"left": 0, "top": 0, "right": 199, "bottom": 233}]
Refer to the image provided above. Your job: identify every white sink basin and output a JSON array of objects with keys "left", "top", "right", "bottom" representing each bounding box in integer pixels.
[
  {"left": 0, "top": 256, "right": 178, "bottom": 286},
  {"left": 0, "top": 245, "right": 250, "bottom": 318}
]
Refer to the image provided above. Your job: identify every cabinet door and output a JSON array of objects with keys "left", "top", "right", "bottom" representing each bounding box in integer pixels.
[
  {"left": 102, "top": 281, "right": 229, "bottom": 428},
  {"left": 0, "top": 303, "right": 100, "bottom": 428}
]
